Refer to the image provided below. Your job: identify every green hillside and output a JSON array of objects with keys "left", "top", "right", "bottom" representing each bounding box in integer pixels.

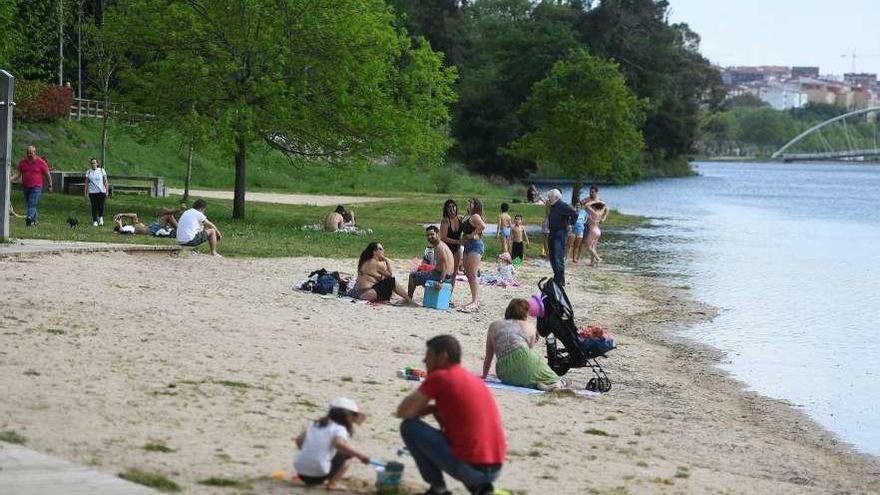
[{"left": 13, "top": 119, "right": 494, "bottom": 196}]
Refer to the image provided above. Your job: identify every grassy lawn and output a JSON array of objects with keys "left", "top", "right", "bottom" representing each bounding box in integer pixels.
[
  {"left": 9, "top": 119, "right": 645, "bottom": 258},
  {"left": 6, "top": 190, "right": 642, "bottom": 258}
]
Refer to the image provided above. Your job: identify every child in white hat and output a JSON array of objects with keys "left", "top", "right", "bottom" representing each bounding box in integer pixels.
[{"left": 293, "top": 397, "right": 371, "bottom": 491}]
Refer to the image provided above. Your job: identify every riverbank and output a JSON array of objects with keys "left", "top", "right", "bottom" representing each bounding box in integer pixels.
[{"left": 1, "top": 252, "right": 877, "bottom": 494}]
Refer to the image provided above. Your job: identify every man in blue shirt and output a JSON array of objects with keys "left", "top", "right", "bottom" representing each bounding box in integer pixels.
[{"left": 546, "top": 189, "right": 578, "bottom": 286}]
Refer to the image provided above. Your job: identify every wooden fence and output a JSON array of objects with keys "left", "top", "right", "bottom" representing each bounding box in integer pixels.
[{"left": 69, "top": 98, "right": 121, "bottom": 120}]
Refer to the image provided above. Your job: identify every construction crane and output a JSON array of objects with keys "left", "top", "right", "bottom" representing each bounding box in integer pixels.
[{"left": 841, "top": 50, "right": 880, "bottom": 73}]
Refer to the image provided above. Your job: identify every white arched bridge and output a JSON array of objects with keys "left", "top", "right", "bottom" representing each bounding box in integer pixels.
[{"left": 772, "top": 106, "right": 880, "bottom": 162}]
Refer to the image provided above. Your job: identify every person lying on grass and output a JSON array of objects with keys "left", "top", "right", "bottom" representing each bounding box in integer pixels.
[
  {"left": 293, "top": 398, "right": 371, "bottom": 492},
  {"left": 112, "top": 207, "right": 182, "bottom": 236}
]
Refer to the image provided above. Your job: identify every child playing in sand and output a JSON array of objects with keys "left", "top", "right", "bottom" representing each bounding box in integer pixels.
[
  {"left": 498, "top": 252, "right": 517, "bottom": 283},
  {"left": 497, "top": 203, "right": 512, "bottom": 254},
  {"left": 293, "top": 398, "right": 371, "bottom": 491},
  {"left": 511, "top": 214, "right": 529, "bottom": 262}
]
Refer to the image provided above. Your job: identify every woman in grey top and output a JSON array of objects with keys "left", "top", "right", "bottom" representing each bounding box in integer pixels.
[{"left": 481, "top": 299, "right": 566, "bottom": 390}]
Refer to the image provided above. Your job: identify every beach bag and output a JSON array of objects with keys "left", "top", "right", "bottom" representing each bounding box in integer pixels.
[{"left": 315, "top": 274, "right": 337, "bottom": 294}]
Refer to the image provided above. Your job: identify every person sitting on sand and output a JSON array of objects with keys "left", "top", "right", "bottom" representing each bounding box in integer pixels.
[
  {"left": 324, "top": 205, "right": 356, "bottom": 232},
  {"left": 293, "top": 397, "right": 371, "bottom": 492},
  {"left": 408, "top": 226, "right": 454, "bottom": 302},
  {"left": 350, "top": 241, "right": 412, "bottom": 304},
  {"left": 482, "top": 299, "right": 566, "bottom": 391},
  {"left": 397, "top": 335, "right": 505, "bottom": 495},
  {"left": 176, "top": 199, "right": 223, "bottom": 257}
]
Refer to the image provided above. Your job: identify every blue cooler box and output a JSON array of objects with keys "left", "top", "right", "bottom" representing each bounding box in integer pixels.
[{"left": 423, "top": 281, "right": 452, "bottom": 310}]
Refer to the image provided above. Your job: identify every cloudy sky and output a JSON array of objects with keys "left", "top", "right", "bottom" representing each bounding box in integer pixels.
[{"left": 667, "top": 0, "right": 880, "bottom": 77}]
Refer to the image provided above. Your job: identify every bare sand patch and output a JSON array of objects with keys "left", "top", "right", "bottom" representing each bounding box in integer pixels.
[
  {"left": 167, "top": 188, "right": 398, "bottom": 206},
  {"left": 1, "top": 253, "right": 877, "bottom": 494}
]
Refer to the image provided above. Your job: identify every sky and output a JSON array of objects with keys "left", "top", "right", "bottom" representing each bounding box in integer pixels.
[{"left": 666, "top": 0, "right": 880, "bottom": 77}]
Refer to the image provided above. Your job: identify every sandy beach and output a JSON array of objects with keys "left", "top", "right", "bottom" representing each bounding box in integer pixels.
[{"left": 1, "top": 251, "right": 878, "bottom": 494}]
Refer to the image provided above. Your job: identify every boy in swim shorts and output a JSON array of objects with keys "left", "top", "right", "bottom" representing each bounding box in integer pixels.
[
  {"left": 511, "top": 214, "right": 529, "bottom": 262},
  {"left": 497, "top": 203, "right": 512, "bottom": 254}
]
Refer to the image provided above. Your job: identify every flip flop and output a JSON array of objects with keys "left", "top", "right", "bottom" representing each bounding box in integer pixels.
[{"left": 457, "top": 305, "right": 478, "bottom": 313}]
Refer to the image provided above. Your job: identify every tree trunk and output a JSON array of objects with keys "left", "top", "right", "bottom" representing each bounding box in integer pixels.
[
  {"left": 100, "top": 103, "right": 109, "bottom": 169},
  {"left": 100, "top": 75, "right": 110, "bottom": 169},
  {"left": 184, "top": 139, "right": 193, "bottom": 202},
  {"left": 570, "top": 179, "right": 582, "bottom": 206},
  {"left": 233, "top": 134, "right": 246, "bottom": 219}
]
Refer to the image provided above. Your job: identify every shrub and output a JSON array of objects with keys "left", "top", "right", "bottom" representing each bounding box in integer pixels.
[{"left": 15, "top": 81, "right": 74, "bottom": 123}]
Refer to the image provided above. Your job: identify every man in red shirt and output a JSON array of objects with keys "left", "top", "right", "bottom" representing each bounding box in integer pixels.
[
  {"left": 396, "top": 335, "right": 506, "bottom": 495},
  {"left": 12, "top": 145, "right": 53, "bottom": 226}
]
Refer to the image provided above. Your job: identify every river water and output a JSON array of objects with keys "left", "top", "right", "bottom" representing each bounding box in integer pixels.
[{"left": 562, "top": 161, "right": 880, "bottom": 457}]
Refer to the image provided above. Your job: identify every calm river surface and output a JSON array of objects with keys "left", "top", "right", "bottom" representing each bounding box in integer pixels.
[{"left": 566, "top": 161, "right": 880, "bottom": 457}]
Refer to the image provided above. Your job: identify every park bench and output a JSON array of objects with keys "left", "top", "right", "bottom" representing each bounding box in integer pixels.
[{"left": 55, "top": 172, "right": 166, "bottom": 198}]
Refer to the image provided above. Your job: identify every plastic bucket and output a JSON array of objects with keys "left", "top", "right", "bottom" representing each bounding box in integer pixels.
[{"left": 375, "top": 461, "right": 404, "bottom": 495}]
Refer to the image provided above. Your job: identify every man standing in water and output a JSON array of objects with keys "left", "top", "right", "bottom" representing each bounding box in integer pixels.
[{"left": 546, "top": 189, "right": 577, "bottom": 286}]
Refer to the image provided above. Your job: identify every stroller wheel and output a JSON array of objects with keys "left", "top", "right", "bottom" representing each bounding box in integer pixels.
[
  {"left": 585, "top": 378, "right": 598, "bottom": 392},
  {"left": 597, "top": 377, "right": 612, "bottom": 393}
]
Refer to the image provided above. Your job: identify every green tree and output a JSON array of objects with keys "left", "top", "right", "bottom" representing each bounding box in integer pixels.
[
  {"left": 506, "top": 48, "right": 644, "bottom": 202},
  {"left": 454, "top": 0, "right": 581, "bottom": 175},
  {"left": 0, "top": 1, "right": 17, "bottom": 68},
  {"left": 732, "top": 107, "right": 796, "bottom": 154},
  {"left": 724, "top": 93, "right": 767, "bottom": 109},
  {"left": 575, "top": 0, "right": 723, "bottom": 170},
  {"left": 118, "top": 0, "right": 456, "bottom": 218}
]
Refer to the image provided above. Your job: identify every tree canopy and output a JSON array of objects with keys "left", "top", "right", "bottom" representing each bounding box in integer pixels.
[
  {"left": 116, "top": 0, "right": 457, "bottom": 218},
  {"left": 506, "top": 48, "right": 644, "bottom": 198}
]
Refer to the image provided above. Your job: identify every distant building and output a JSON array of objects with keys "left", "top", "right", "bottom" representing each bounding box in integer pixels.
[
  {"left": 723, "top": 66, "right": 790, "bottom": 85},
  {"left": 844, "top": 73, "right": 877, "bottom": 89},
  {"left": 754, "top": 83, "right": 808, "bottom": 110},
  {"left": 791, "top": 66, "right": 820, "bottom": 78}
]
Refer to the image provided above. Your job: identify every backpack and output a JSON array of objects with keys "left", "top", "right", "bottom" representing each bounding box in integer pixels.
[{"left": 315, "top": 273, "right": 338, "bottom": 295}]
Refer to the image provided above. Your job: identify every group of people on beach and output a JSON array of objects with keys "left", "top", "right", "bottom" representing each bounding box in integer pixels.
[
  {"left": 348, "top": 197, "right": 488, "bottom": 312},
  {"left": 7, "top": 145, "right": 225, "bottom": 256},
  {"left": 289, "top": 191, "right": 606, "bottom": 493}
]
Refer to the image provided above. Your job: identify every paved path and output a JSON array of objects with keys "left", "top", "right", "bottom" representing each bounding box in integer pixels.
[
  {"left": 0, "top": 443, "right": 158, "bottom": 495},
  {"left": 167, "top": 188, "right": 398, "bottom": 206},
  {"left": 0, "top": 239, "right": 181, "bottom": 259}
]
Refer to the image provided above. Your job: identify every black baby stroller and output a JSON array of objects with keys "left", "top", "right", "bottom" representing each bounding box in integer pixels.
[{"left": 535, "top": 277, "right": 613, "bottom": 392}]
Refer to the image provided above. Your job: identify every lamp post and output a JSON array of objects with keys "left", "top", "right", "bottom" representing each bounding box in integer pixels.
[
  {"left": 1, "top": 70, "right": 14, "bottom": 242},
  {"left": 58, "top": 0, "right": 64, "bottom": 86}
]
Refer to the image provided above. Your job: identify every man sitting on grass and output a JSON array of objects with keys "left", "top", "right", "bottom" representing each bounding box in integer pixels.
[
  {"left": 408, "top": 226, "right": 454, "bottom": 302},
  {"left": 176, "top": 199, "right": 223, "bottom": 257},
  {"left": 396, "top": 335, "right": 506, "bottom": 495}
]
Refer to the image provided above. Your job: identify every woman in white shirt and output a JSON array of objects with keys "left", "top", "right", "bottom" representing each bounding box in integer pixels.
[{"left": 84, "top": 158, "right": 109, "bottom": 226}]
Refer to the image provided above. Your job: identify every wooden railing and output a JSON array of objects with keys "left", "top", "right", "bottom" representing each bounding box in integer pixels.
[{"left": 69, "top": 98, "right": 121, "bottom": 120}]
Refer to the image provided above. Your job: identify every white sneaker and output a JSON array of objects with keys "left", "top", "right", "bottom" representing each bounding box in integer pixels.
[
  {"left": 98, "top": 217, "right": 104, "bottom": 226},
  {"left": 93, "top": 221, "right": 98, "bottom": 227}
]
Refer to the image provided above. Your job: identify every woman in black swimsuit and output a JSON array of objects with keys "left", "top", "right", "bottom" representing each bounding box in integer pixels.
[
  {"left": 439, "top": 199, "right": 463, "bottom": 295},
  {"left": 351, "top": 242, "right": 411, "bottom": 303}
]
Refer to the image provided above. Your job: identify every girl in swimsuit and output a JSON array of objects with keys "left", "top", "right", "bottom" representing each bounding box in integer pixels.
[
  {"left": 460, "top": 198, "right": 486, "bottom": 312},
  {"left": 351, "top": 242, "right": 411, "bottom": 303},
  {"left": 439, "top": 199, "right": 463, "bottom": 294},
  {"left": 582, "top": 186, "right": 609, "bottom": 268}
]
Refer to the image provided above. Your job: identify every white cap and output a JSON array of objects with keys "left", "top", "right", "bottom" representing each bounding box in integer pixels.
[{"left": 329, "top": 397, "right": 361, "bottom": 414}]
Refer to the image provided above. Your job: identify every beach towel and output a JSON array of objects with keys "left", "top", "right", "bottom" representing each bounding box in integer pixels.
[{"left": 396, "top": 369, "right": 597, "bottom": 397}]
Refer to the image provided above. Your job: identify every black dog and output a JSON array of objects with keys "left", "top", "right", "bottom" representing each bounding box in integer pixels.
[{"left": 66, "top": 216, "right": 79, "bottom": 228}]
